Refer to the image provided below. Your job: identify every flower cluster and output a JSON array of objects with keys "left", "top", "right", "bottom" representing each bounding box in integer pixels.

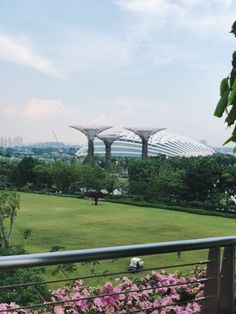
[
  {"left": 0, "top": 303, "right": 20, "bottom": 314},
  {"left": 0, "top": 270, "right": 204, "bottom": 313}
]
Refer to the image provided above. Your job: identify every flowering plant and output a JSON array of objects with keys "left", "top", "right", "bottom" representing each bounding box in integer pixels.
[{"left": 0, "top": 270, "right": 204, "bottom": 313}]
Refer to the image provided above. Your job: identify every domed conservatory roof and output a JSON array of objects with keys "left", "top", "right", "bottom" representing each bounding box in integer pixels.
[{"left": 76, "top": 130, "right": 214, "bottom": 158}]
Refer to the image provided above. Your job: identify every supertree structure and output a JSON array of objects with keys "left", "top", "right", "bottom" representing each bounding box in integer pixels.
[
  {"left": 69, "top": 125, "right": 112, "bottom": 161},
  {"left": 97, "top": 133, "right": 122, "bottom": 162},
  {"left": 125, "top": 127, "right": 165, "bottom": 160}
]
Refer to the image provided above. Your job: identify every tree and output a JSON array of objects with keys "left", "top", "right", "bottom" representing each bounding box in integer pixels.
[
  {"left": 50, "top": 161, "right": 78, "bottom": 193},
  {"left": 128, "top": 158, "right": 161, "bottom": 196},
  {"left": 104, "top": 173, "right": 119, "bottom": 195},
  {"left": 0, "top": 191, "right": 20, "bottom": 249},
  {"left": 79, "top": 164, "right": 106, "bottom": 205},
  {"left": 115, "top": 176, "right": 129, "bottom": 195},
  {"left": 0, "top": 245, "right": 49, "bottom": 306},
  {"left": 33, "top": 164, "right": 52, "bottom": 189},
  {"left": 0, "top": 193, "right": 49, "bottom": 305},
  {"left": 0, "top": 158, "right": 14, "bottom": 189},
  {"left": 214, "top": 21, "right": 236, "bottom": 150},
  {"left": 151, "top": 163, "right": 186, "bottom": 202},
  {"left": 15, "top": 157, "right": 39, "bottom": 187},
  {"left": 218, "top": 165, "right": 236, "bottom": 197}
]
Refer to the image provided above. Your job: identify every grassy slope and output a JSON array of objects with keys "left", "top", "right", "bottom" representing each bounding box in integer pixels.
[{"left": 12, "top": 193, "right": 236, "bottom": 283}]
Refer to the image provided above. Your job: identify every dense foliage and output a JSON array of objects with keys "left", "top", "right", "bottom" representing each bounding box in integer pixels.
[
  {"left": 0, "top": 191, "right": 49, "bottom": 305},
  {"left": 0, "top": 245, "right": 49, "bottom": 306},
  {"left": 0, "top": 191, "right": 20, "bottom": 249},
  {"left": 127, "top": 154, "right": 236, "bottom": 210},
  {"left": 0, "top": 156, "right": 124, "bottom": 205},
  {"left": 1, "top": 154, "right": 236, "bottom": 211},
  {"left": 0, "top": 270, "right": 204, "bottom": 313}
]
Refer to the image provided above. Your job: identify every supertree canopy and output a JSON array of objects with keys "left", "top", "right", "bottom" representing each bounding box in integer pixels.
[
  {"left": 97, "top": 134, "right": 122, "bottom": 162},
  {"left": 125, "top": 127, "right": 165, "bottom": 160},
  {"left": 69, "top": 125, "right": 112, "bottom": 161}
]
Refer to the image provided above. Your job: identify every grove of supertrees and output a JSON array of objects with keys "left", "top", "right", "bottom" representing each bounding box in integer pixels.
[
  {"left": 69, "top": 125, "right": 111, "bottom": 161},
  {"left": 70, "top": 125, "right": 166, "bottom": 162}
]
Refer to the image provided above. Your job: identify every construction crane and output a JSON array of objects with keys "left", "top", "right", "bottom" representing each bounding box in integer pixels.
[{"left": 52, "top": 130, "right": 63, "bottom": 154}]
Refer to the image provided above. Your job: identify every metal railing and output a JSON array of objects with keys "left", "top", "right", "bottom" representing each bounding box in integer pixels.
[{"left": 0, "top": 236, "right": 235, "bottom": 313}]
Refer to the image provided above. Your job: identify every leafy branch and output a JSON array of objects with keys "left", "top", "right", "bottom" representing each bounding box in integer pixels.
[{"left": 214, "top": 21, "right": 236, "bottom": 150}]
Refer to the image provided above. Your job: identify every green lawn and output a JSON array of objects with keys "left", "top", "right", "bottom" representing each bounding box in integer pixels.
[{"left": 11, "top": 192, "right": 236, "bottom": 285}]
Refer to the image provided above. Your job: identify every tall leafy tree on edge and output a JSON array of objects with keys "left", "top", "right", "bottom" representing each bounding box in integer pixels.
[{"left": 214, "top": 21, "right": 236, "bottom": 150}]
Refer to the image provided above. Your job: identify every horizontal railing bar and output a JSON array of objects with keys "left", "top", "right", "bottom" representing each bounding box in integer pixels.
[
  {"left": 0, "top": 278, "right": 207, "bottom": 313},
  {"left": 128, "top": 297, "right": 207, "bottom": 313},
  {"left": 0, "top": 236, "right": 234, "bottom": 270},
  {"left": 0, "top": 260, "right": 209, "bottom": 290}
]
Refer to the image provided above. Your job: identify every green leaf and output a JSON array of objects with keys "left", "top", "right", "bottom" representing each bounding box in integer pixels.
[
  {"left": 232, "top": 76, "right": 236, "bottom": 89},
  {"left": 220, "top": 77, "right": 229, "bottom": 96},
  {"left": 214, "top": 89, "right": 230, "bottom": 117},
  {"left": 223, "top": 136, "right": 233, "bottom": 146},
  {"left": 225, "top": 105, "right": 236, "bottom": 126},
  {"left": 232, "top": 51, "right": 236, "bottom": 67},
  {"left": 230, "top": 20, "right": 236, "bottom": 36},
  {"left": 223, "top": 126, "right": 236, "bottom": 145},
  {"left": 228, "top": 87, "right": 236, "bottom": 106}
]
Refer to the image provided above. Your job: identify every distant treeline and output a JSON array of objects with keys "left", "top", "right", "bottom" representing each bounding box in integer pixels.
[{"left": 1, "top": 154, "right": 236, "bottom": 211}]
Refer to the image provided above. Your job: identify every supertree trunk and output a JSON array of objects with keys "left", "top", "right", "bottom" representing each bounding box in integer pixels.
[
  {"left": 142, "top": 140, "right": 148, "bottom": 160},
  {"left": 105, "top": 142, "right": 112, "bottom": 162},
  {"left": 125, "top": 127, "right": 165, "bottom": 161},
  {"left": 97, "top": 134, "right": 122, "bottom": 163},
  {"left": 87, "top": 138, "right": 94, "bottom": 161}
]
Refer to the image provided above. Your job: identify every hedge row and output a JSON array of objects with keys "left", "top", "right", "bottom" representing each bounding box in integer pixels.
[{"left": 104, "top": 198, "right": 236, "bottom": 219}]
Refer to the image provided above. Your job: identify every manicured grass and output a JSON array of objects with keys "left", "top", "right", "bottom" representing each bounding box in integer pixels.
[{"left": 11, "top": 192, "right": 236, "bottom": 284}]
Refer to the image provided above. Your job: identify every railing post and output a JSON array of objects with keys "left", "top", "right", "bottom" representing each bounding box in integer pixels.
[
  {"left": 220, "top": 244, "right": 235, "bottom": 314},
  {"left": 202, "top": 247, "right": 221, "bottom": 314}
]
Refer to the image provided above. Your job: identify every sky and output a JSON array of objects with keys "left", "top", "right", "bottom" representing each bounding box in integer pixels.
[{"left": 0, "top": 0, "right": 236, "bottom": 146}]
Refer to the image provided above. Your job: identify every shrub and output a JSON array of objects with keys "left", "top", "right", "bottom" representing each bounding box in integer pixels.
[
  {"left": 0, "top": 246, "right": 49, "bottom": 306},
  {"left": 105, "top": 198, "right": 236, "bottom": 219},
  {"left": 0, "top": 270, "right": 204, "bottom": 313}
]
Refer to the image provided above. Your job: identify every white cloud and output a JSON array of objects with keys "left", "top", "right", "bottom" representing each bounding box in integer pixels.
[
  {"left": 1, "top": 106, "right": 15, "bottom": 115},
  {"left": 0, "top": 32, "right": 60, "bottom": 77},
  {"left": 23, "top": 99, "right": 65, "bottom": 120},
  {"left": 110, "top": 0, "right": 236, "bottom": 70},
  {"left": 116, "top": 0, "right": 180, "bottom": 15},
  {"left": 115, "top": 0, "right": 236, "bottom": 34}
]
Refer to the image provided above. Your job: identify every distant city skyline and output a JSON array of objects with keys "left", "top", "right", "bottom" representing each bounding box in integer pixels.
[
  {"left": 0, "top": 0, "right": 236, "bottom": 147},
  {"left": 1, "top": 133, "right": 233, "bottom": 154}
]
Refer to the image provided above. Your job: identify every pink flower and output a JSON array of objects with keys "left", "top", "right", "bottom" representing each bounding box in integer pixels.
[
  {"left": 0, "top": 269, "right": 204, "bottom": 314},
  {"left": 54, "top": 305, "right": 64, "bottom": 314}
]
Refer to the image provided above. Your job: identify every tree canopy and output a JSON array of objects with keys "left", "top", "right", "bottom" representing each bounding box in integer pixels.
[
  {"left": 0, "top": 191, "right": 20, "bottom": 249},
  {"left": 214, "top": 21, "right": 236, "bottom": 150}
]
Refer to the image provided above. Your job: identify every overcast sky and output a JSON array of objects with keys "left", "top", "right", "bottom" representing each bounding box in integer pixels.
[{"left": 0, "top": 0, "right": 236, "bottom": 146}]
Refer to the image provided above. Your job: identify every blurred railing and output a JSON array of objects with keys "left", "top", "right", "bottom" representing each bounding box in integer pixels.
[{"left": 0, "top": 236, "right": 235, "bottom": 313}]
